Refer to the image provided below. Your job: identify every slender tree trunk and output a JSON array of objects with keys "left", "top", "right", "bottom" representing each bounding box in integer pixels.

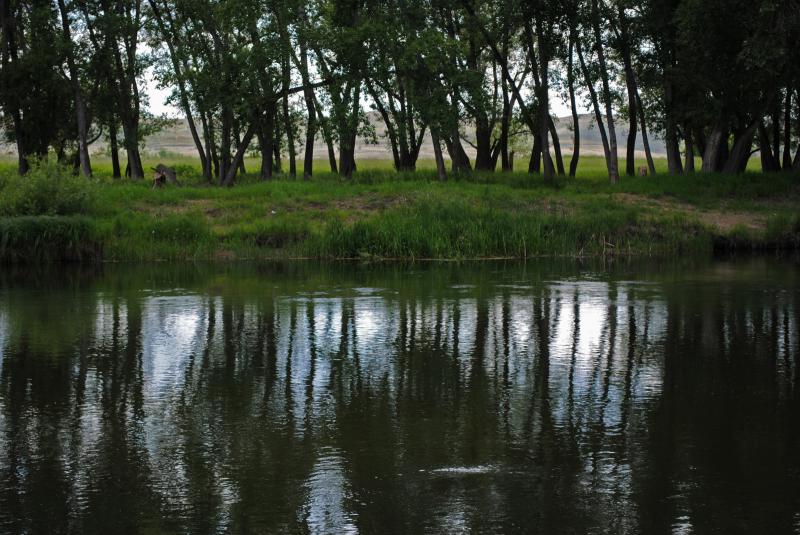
[
  {"left": 684, "top": 129, "right": 695, "bottom": 173},
  {"left": 758, "top": 121, "right": 780, "bottom": 172},
  {"left": 474, "top": 116, "right": 494, "bottom": 171},
  {"left": 533, "top": 20, "right": 554, "bottom": 182},
  {"left": 445, "top": 129, "right": 472, "bottom": 172},
  {"left": 431, "top": 130, "right": 447, "bottom": 181},
  {"left": 147, "top": 0, "right": 206, "bottom": 176},
  {"left": 58, "top": 0, "right": 91, "bottom": 177},
  {"left": 302, "top": 93, "right": 316, "bottom": 179},
  {"left": 282, "top": 69, "right": 296, "bottom": 178},
  {"left": 577, "top": 38, "right": 612, "bottom": 169},
  {"left": 109, "top": 120, "right": 121, "bottom": 178},
  {"left": 367, "top": 82, "right": 402, "bottom": 169},
  {"left": 14, "top": 115, "right": 28, "bottom": 175},
  {"left": 499, "top": 64, "right": 512, "bottom": 172},
  {"left": 722, "top": 122, "right": 757, "bottom": 174},
  {"left": 664, "top": 81, "right": 683, "bottom": 174},
  {"left": 591, "top": 0, "right": 619, "bottom": 184},
  {"left": 219, "top": 106, "right": 233, "bottom": 184},
  {"left": 223, "top": 124, "right": 255, "bottom": 186},
  {"left": 783, "top": 88, "right": 792, "bottom": 170},
  {"left": 529, "top": 120, "right": 542, "bottom": 174},
  {"left": 771, "top": 108, "right": 781, "bottom": 169},
  {"left": 548, "top": 116, "right": 565, "bottom": 175},
  {"left": 273, "top": 122, "right": 283, "bottom": 174},
  {"left": 567, "top": 30, "right": 580, "bottom": 178},
  {"left": 200, "top": 110, "right": 213, "bottom": 181},
  {"left": 275, "top": 14, "right": 297, "bottom": 180},
  {"left": 635, "top": 91, "right": 656, "bottom": 175},
  {"left": 257, "top": 108, "right": 275, "bottom": 181},
  {"left": 298, "top": 47, "right": 316, "bottom": 179},
  {"left": 122, "top": 119, "right": 144, "bottom": 179},
  {"left": 618, "top": 6, "right": 638, "bottom": 177},
  {"left": 234, "top": 125, "right": 246, "bottom": 175},
  {"left": 313, "top": 95, "right": 338, "bottom": 173},
  {"left": 702, "top": 121, "right": 727, "bottom": 173}
]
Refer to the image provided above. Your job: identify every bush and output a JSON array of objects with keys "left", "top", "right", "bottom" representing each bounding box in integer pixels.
[
  {"left": 0, "top": 216, "right": 100, "bottom": 261},
  {"left": 0, "top": 159, "right": 95, "bottom": 216}
]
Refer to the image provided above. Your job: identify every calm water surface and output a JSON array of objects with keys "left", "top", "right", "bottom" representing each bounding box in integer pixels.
[{"left": 0, "top": 259, "right": 799, "bottom": 534}]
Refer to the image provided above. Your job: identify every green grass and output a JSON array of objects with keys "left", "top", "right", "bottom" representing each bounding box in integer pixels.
[{"left": 0, "top": 156, "right": 798, "bottom": 262}]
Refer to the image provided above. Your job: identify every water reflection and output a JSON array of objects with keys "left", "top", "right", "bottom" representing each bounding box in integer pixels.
[{"left": 0, "top": 260, "right": 798, "bottom": 534}]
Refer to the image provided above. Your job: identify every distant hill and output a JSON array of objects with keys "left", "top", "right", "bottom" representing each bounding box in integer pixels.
[
  {"left": 141, "top": 112, "right": 665, "bottom": 160},
  {"left": 2, "top": 112, "right": 665, "bottom": 160}
]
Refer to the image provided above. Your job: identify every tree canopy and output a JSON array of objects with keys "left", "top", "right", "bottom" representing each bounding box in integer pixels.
[{"left": 2, "top": 0, "right": 799, "bottom": 181}]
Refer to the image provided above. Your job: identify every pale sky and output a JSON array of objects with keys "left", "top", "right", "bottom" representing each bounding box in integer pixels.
[{"left": 144, "top": 70, "right": 581, "bottom": 120}]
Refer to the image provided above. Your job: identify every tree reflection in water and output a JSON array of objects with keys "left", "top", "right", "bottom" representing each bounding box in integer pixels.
[{"left": 0, "top": 260, "right": 798, "bottom": 534}]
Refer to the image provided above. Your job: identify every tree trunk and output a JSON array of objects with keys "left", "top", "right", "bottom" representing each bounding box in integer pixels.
[
  {"left": 577, "top": 38, "right": 612, "bottom": 171},
  {"left": 548, "top": 116, "right": 565, "bottom": 176},
  {"left": 313, "top": 96, "right": 338, "bottom": 173},
  {"left": 223, "top": 124, "right": 255, "bottom": 186},
  {"left": 758, "top": 121, "right": 780, "bottom": 172},
  {"left": 109, "top": 121, "right": 121, "bottom": 178},
  {"left": 702, "top": 122, "right": 727, "bottom": 173},
  {"left": 531, "top": 19, "right": 554, "bottom": 182},
  {"left": 147, "top": 0, "right": 207, "bottom": 177},
  {"left": 219, "top": 106, "right": 233, "bottom": 184},
  {"left": 339, "top": 130, "right": 357, "bottom": 178},
  {"left": 664, "top": 81, "right": 683, "bottom": 175},
  {"left": 474, "top": 116, "right": 493, "bottom": 171},
  {"left": 282, "top": 71, "right": 296, "bottom": 178},
  {"left": 499, "top": 66, "right": 512, "bottom": 172},
  {"left": 635, "top": 90, "right": 656, "bottom": 175},
  {"left": 567, "top": 31, "right": 580, "bottom": 178},
  {"left": 257, "top": 130, "right": 272, "bottom": 180},
  {"left": 122, "top": 119, "right": 144, "bottom": 179},
  {"left": 529, "top": 123, "right": 542, "bottom": 174},
  {"left": 618, "top": 6, "right": 638, "bottom": 177},
  {"left": 783, "top": 88, "right": 792, "bottom": 170},
  {"left": 431, "top": 130, "right": 447, "bottom": 181},
  {"left": 684, "top": 130, "right": 695, "bottom": 173},
  {"left": 57, "top": 0, "right": 91, "bottom": 177},
  {"left": 258, "top": 107, "right": 275, "bottom": 181},
  {"left": 273, "top": 124, "right": 282, "bottom": 174},
  {"left": 200, "top": 110, "right": 213, "bottom": 181},
  {"left": 445, "top": 129, "right": 472, "bottom": 172},
  {"left": 14, "top": 119, "right": 28, "bottom": 175},
  {"left": 722, "top": 122, "right": 757, "bottom": 174},
  {"left": 302, "top": 92, "right": 316, "bottom": 179},
  {"left": 234, "top": 125, "right": 247, "bottom": 175},
  {"left": 591, "top": 0, "right": 619, "bottom": 184}
]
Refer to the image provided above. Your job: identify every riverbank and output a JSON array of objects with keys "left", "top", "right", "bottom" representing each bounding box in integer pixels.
[{"left": 1, "top": 159, "right": 798, "bottom": 261}]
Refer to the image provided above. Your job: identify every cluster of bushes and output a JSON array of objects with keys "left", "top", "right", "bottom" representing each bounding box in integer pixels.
[
  {"left": 306, "top": 198, "right": 710, "bottom": 259},
  {"left": 0, "top": 160, "right": 96, "bottom": 216}
]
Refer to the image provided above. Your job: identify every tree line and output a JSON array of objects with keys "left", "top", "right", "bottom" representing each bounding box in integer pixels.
[{"left": 1, "top": 0, "right": 799, "bottom": 184}]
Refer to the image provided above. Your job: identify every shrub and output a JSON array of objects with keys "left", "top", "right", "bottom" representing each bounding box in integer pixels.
[
  {"left": 0, "top": 159, "right": 95, "bottom": 216},
  {"left": 0, "top": 216, "right": 100, "bottom": 261}
]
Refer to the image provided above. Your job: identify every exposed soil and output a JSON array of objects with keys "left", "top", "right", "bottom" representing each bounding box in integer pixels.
[{"left": 615, "top": 193, "right": 767, "bottom": 232}]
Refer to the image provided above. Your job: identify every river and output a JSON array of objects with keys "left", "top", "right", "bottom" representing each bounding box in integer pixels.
[{"left": 0, "top": 258, "right": 798, "bottom": 533}]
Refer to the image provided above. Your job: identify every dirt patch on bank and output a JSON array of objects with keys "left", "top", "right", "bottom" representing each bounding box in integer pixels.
[
  {"left": 303, "top": 194, "right": 410, "bottom": 213},
  {"left": 615, "top": 193, "right": 767, "bottom": 232}
]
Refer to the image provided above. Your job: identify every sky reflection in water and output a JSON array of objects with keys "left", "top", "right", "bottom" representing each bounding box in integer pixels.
[{"left": 0, "top": 259, "right": 798, "bottom": 534}]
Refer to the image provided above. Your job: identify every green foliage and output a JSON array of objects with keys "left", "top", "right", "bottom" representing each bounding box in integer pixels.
[
  {"left": 0, "top": 163, "right": 797, "bottom": 262},
  {"left": 307, "top": 197, "right": 708, "bottom": 259},
  {"left": 0, "top": 216, "right": 100, "bottom": 262},
  {"left": 0, "top": 160, "right": 96, "bottom": 216}
]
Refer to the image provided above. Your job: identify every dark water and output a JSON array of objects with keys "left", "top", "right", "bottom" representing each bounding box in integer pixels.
[{"left": 1, "top": 259, "right": 799, "bottom": 534}]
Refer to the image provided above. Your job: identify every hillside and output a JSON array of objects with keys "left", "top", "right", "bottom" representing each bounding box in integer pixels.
[
  {"left": 0, "top": 112, "right": 665, "bottom": 160},
  {"left": 141, "top": 112, "right": 666, "bottom": 160}
]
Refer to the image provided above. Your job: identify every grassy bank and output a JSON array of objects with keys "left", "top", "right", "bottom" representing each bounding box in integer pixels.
[{"left": 1, "top": 157, "right": 798, "bottom": 261}]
